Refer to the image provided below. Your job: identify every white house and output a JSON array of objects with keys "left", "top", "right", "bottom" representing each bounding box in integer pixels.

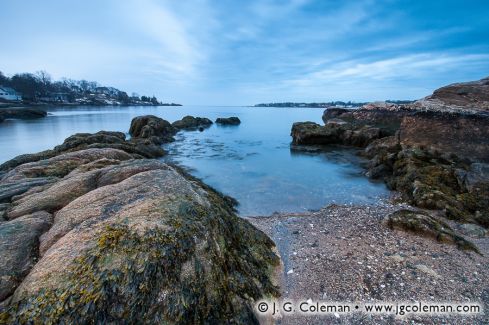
[{"left": 0, "top": 86, "right": 22, "bottom": 101}]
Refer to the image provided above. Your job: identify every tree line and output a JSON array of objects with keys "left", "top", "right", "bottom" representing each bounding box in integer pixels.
[{"left": 0, "top": 70, "right": 159, "bottom": 104}]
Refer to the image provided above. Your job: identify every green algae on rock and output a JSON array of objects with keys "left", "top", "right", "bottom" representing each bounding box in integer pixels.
[{"left": 0, "top": 121, "right": 280, "bottom": 324}]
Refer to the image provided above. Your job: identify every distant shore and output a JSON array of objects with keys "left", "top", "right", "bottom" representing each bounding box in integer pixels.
[{"left": 0, "top": 102, "right": 182, "bottom": 109}]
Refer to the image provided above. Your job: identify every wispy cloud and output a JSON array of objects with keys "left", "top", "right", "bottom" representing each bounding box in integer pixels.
[
  {"left": 289, "top": 53, "right": 489, "bottom": 86},
  {"left": 0, "top": 0, "right": 488, "bottom": 104}
]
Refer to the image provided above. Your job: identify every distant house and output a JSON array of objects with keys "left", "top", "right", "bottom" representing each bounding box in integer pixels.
[
  {"left": 95, "top": 87, "right": 120, "bottom": 97},
  {"left": 39, "top": 92, "right": 70, "bottom": 102},
  {"left": 0, "top": 86, "right": 22, "bottom": 101}
]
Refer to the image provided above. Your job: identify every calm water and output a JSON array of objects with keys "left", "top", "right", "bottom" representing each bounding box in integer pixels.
[{"left": 0, "top": 106, "right": 389, "bottom": 215}]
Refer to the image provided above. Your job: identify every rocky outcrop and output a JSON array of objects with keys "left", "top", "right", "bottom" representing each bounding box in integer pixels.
[
  {"left": 292, "top": 77, "right": 489, "bottom": 230},
  {"left": 0, "top": 108, "right": 47, "bottom": 122},
  {"left": 172, "top": 116, "right": 213, "bottom": 130},
  {"left": 399, "top": 112, "right": 489, "bottom": 162},
  {"left": 414, "top": 76, "right": 489, "bottom": 114},
  {"left": 6, "top": 159, "right": 166, "bottom": 221},
  {"left": 0, "top": 130, "right": 168, "bottom": 173},
  {"left": 0, "top": 121, "right": 280, "bottom": 323},
  {"left": 321, "top": 108, "right": 351, "bottom": 123},
  {"left": 215, "top": 117, "right": 241, "bottom": 125},
  {"left": 325, "top": 106, "right": 410, "bottom": 135},
  {"left": 129, "top": 115, "right": 177, "bottom": 144},
  {"left": 291, "top": 121, "right": 384, "bottom": 147}
]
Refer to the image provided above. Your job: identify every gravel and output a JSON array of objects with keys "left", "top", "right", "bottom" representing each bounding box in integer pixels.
[{"left": 247, "top": 200, "right": 489, "bottom": 324}]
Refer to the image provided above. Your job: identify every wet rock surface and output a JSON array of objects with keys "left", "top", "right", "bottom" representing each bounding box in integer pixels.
[
  {"left": 172, "top": 115, "right": 213, "bottom": 130},
  {"left": 291, "top": 121, "right": 384, "bottom": 147},
  {"left": 0, "top": 121, "right": 280, "bottom": 324},
  {"left": 129, "top": 115, "right": 177, "bottom": 144}
]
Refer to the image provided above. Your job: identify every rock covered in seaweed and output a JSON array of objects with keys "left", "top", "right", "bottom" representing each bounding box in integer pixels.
[{"left": 0, "top": 119, "right": 280, "bottom": 323}]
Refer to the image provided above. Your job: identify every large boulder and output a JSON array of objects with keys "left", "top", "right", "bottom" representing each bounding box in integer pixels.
[
  {"left": 1, "top": 163, "right": 279, "bottom": 323},
  {"left": 172, "top": 116, "right": 213, "bottom": 130},
  {"left": 129, "top": 115, "right": 177, "bottom": 144},
  {"left": 1, "top": 148, "right": 133, "bottom": 183},
  {"left": 321, "top": 108, "right": 351, "bottom": 123},
  {"left": 291, "top": 122, "right": 344, "bottom": 145}
]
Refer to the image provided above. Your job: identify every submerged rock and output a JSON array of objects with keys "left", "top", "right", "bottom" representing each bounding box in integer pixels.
[
  {"left": 215, "top": 117, "right": 241, "bottom": 125},
  {"left": 172, "top": 116, "right": 213, "bottom": 130},
  {"left": 0, "top": 118, "right": 280, "bottom": 323}
]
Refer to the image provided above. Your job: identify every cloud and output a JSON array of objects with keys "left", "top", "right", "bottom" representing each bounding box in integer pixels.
[
  {"left": 287, "top": 53, "right": 489, "bottom": 87},
  {"left": 1, "top": 0, "right": 488, "bottom": 104}
]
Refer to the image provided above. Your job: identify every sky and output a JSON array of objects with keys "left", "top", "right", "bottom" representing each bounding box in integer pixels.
[{"left": 1, "top": 0, "right": 488, "bottom": 105}]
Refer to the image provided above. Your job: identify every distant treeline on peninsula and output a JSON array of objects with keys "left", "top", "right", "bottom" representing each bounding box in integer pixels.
[
  {"left": 0, "top": 70, "right": 181, "bottom": 106},
  {"left": 254, "top": 100, "right": 414, "bottom": 108}
]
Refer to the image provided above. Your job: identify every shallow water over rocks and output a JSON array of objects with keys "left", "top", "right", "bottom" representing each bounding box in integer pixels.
[{"left": 0, "top": 105, "right": 389, "bottom": 215}]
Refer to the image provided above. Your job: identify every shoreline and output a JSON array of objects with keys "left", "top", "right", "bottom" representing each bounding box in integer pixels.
[
  {"left": 1, "top": 75, "right": 488, "bottom": 323},
  {"left": 248, "top": 202, "right": 489, "bottom": 324}
]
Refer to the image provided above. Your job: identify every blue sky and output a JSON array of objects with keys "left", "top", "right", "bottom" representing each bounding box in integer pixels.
[{"left": 1, "top": 0, "right": 488, "bottom": 105}]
